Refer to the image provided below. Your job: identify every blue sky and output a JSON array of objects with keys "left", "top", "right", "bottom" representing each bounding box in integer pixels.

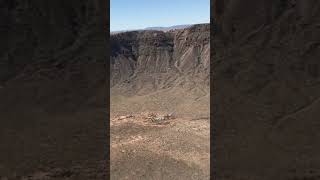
[{"left": 111, "top": 0, "right": 210, "bottom": 31}]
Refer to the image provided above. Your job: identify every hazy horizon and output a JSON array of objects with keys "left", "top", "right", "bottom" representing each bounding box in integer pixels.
[
  {"left": 111, "top": 0, "right": 210, "bottom": 32},
  {"left": 110, "top": 23, "right": 209, "bottom": 32}
]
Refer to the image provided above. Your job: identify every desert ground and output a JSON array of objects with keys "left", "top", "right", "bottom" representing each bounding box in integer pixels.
[
  {"left": 110, "top": 85, "right": 210, "bottom": 180},
  {"left": 110, "top": 111, "right": 210, "bottom": 180}
]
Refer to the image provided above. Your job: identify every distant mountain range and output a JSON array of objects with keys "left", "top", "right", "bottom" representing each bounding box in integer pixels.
[
  {"left": 144, "top": 24, "right": 193, "bottom": 31},
  {"left": 110, "top": 24, "right": 202, "bottom": 34}
]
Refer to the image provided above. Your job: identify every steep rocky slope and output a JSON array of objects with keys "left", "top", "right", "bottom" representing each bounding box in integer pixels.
[
  {"left": 212, "top": 0, "right": 320, "bottom": 179},
  {"left": 110, "top": 24, "right": 210, "bottom": 116},
  {"left": 110, "top": 24, "right": 210, "bottom": 180},
  {"left": 0, "top": 0, "right": 107, "bottom": 179},
  {"left": 111, "top": 24, "right": 210, "bottom": 89}
]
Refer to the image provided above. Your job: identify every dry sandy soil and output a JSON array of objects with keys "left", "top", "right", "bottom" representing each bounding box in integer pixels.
[{"left": 110, "top": 112, "right": 210, "bottom": 180}]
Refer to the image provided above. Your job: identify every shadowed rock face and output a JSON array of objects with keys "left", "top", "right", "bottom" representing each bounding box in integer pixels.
[
  {"left": 213, "top": 0, "right": 319, "bottom": 42},
  {"left": 110, "top": 24, "right": 210, "bottom": 95},
  {"left": 0, "top": 0, "right": 104, "bottom": 82},
  {"left": 0, "top": 0, "right": 107, "bottom": 179},
  {"left": 0, "top": 0, "right": 106, "bottom": 109},
  {"left": 213, "top": 0, "right": 320, "bottom": 179}
]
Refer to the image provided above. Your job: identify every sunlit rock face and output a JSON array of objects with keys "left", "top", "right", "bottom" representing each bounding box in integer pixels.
[{"left": 110, "top": 24, "right": 210, "bottom": 94}]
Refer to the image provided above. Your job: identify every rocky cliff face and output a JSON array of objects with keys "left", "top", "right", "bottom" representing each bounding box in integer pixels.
[
  {"left": 213, "top": 0, "right": 320, "bottom": 179},
  {"left": 110, "top": 24, "right": 210, "bottom": 95},
  {"left": 110, "top": 24, "right": 210, "bottom": 117},
  {"left": 0, "top": 0, "right": 107, "bottom": 179}
]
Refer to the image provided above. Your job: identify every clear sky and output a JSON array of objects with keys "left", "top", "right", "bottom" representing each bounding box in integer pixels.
[{"left": 111, "top": 0, "right": 210, "bottom": 31}]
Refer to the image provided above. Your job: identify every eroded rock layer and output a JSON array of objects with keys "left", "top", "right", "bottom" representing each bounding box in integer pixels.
[
  {"left": 110, "top": 24, "right": 210, "bottom": 116},
  {"left": 111, "top": 24, "right": 210, "bottom": 94}
]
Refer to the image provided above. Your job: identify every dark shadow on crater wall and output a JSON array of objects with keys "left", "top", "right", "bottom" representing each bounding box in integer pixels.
[
  {"left": 0, "top": 0, "right": 109, "bottom": 179},
  {"left": 212, "top": 0, "right": 320, "bottom": 179}
]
